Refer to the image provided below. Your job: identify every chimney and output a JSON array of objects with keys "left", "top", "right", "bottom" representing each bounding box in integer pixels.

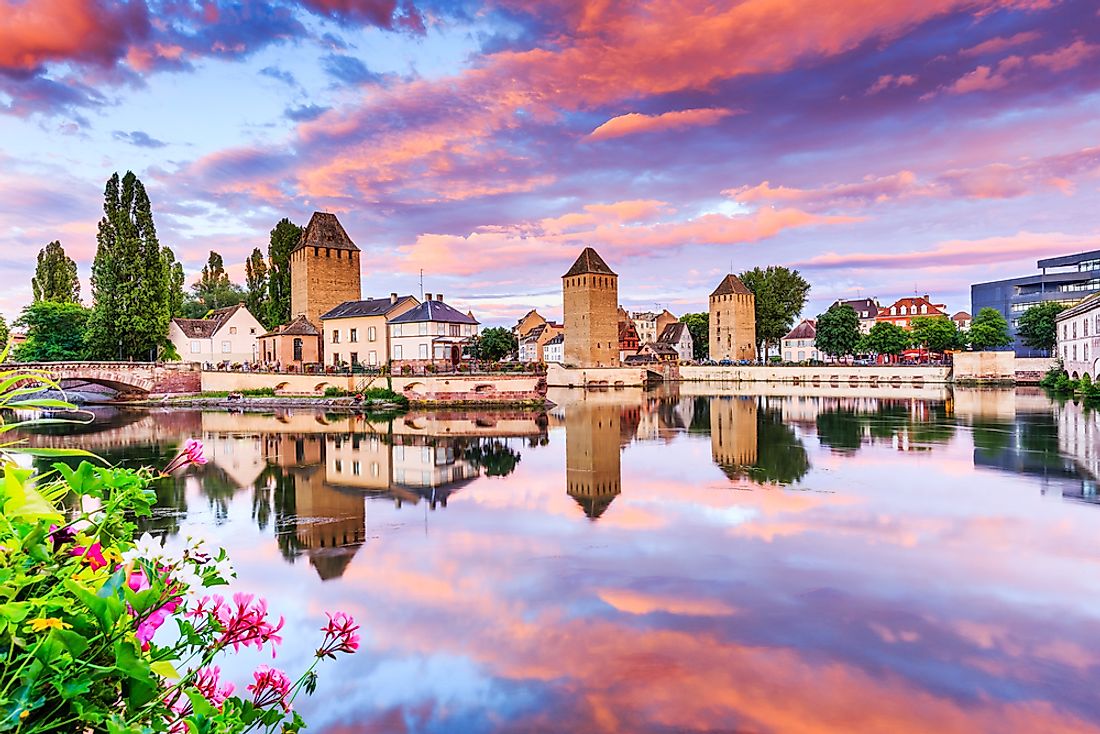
[
  {"left": 426, "top": 293, "right": 433, "bottom": 302},
  {"left": 390, "top": 292, "right": 397, "bottom": 304},
  {"left": 437, "top": 292, "right": 444, "bottom": 302},
  {"left": 922, "top": 294, "right": 929, "bottom": 301}
]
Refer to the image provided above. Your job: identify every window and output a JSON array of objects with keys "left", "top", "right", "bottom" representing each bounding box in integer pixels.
[
  {"left": 419, "top": 344, "right": 428, "bottom": 359},
  {"left": 351, "top": 352, "right": 358, "bottom": 365},
  {"left": 350, "top": 328, "right": 358, "bottom": 342},
  {"left": 332, "top": 330, "right": 340, "bottom": 344},
  {"left": 450, "top": 324, "right": 461, "bottom": 336},
  {"left": 419, "top": 322, "right": 428, "bottom": 336},
  {"left": 221, "top": 341, "right": 231, "bottom": 353},
  {"left": 1073, "top": 345, "right": 1077, "bottom": 361},
  {"left": 392, "top": 324, "right": 402, "bottom": 337},
  {"left": 352, "top": 461, "right": 361, "bottom": 476},
  {"left": 393, "top": 345, "right": 402, "bottom": 360},
  {"left": 293, "top": 338, "right": 303, "bottom": 361},
  {"left": 250, "top": 328, "right": 256, "bottom": 335},
  {"left": 1086, "top": 344, "right": 1090, "bottom": 362},
  {"left": 333, "top": 353, "right": 340, "bottom": 365},
  {"left": 1073, "top": 322, "right": 1077, "bottom": 338},
  {"left": 1085, "top": 320, "right": 1089, "bottom": 338},
  {"left": 190, "top": 340, "right": 201, "bottom": 353},
  {"left": 368, "top": 326, "right": 376, "bottom": 341},
  {"left": 334, "top": 460, "right": 342, "bottom": 473},
  {"left": 229, "top": 326, "right": 237, "bottom": 334},
  {"left": 368, "top": 350, "right": 377, "bottom": 365}
]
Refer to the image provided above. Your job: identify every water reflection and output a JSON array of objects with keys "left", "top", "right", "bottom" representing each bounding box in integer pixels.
[{"left": 16, "top": 388, "right": 1100, "bottom": 732}]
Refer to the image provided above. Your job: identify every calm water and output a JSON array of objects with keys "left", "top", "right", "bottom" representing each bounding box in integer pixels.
[{"left": 21, "top": 385, "right": 1100, "bottom": 733}]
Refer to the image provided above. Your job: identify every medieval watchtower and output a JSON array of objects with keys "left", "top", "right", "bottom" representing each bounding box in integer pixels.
[
  {"left": 290, "top": 212, "right": 361, "bottom": 329},
  {"left": 708, "top": 274, "right": 757, "bottom": 362},
  {"left": 563, "top": 247, "right": 619, "bottom": 367}
]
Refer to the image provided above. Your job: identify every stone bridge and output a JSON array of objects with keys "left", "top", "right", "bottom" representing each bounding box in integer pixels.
[{"left": 9, "top": 362, "right": 201, "bottom": 396}]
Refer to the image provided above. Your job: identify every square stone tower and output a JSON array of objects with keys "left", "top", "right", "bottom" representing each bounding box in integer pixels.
[
  {"left": 290, "top": 212, "right": 362, "bottom": 329},
  {"left": 563, "top": 247, "right": 619, "bottom": 367},
  {"left": 709, "top": 274, "right": 757, "bottom": 361},
  {"left": 566, "top": 401, "right": 622, "bottom": 520}
]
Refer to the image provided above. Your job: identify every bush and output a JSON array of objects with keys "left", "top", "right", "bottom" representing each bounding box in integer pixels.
[
  {"left": 240, "top": 387, "right": 275, "bottom": 397},
  {"left": 0, "top": 363, "right": 359, "bottom": 732},
  {"left": 323, "top": 386, "right": 349, "bottom": 397},
  {"left": 361, "top": 387, "right": 409, "bottom": 408}
]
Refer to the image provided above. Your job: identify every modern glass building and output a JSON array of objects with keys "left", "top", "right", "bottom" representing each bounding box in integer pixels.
[{"left": 972, "top": 249, "right": 1100, "bottom": 356}]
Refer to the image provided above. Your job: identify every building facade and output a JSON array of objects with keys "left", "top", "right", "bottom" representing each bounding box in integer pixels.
[
  {"left": 543, "top": 333, "right": 564, "bottom": 364},
  {"left": 563, "top": 247, "right": 619, "bottom": 367},
  {"left": 320, "top": 294, "right": 419, "bottom": 368},
  {"left": 708, "top": 274, "right": 756, "bottom": 362},
  {"left": 782, "top": 319, "right": 819, "bottom": 362},
  {"left": 951, "top": 311, "right": 972, "bottom": 330},
  {"left": 388, "top": 294, "right": 479, "bottom": 368},
  {"left": 835, "top": 297, "right": 880, "bottom": 333},
  {"left": 972, "top": 249, "right": 1100, "bottom": 356},
  {"left": 876, "top": 296, "right": 947, "bottom": 329},
  {"left": 657, "top": 321, "right": 693, "bottom": 362},
  {"left": 168, "top": 304, "right": 264, "bottom": 365},
  {"left": 258, "top": 315, "right": 322, "bottom": 370},
  {"left": 1056, "top": 293, "right": 1100, "bottom": 379},
  {"left": 518, "top": 321, "right": 564, "bottom": 363},
  {"left": 290, "top": 212, "right": 362, "bottom": 331},
  {"left": 630, "top": 309, "right": 678, "bottom": 345}
]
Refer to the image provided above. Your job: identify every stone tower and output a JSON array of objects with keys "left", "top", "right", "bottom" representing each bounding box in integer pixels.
[
  {"left": 710, "top": 395, "right": 758, "bottom": 473},
  {"left": 290, "top": 212, "right": 361, "bottom": 328},
  {"left": 563, "top": 247, "right": 619, "bottom": 367},
  {"left": 565, "top": 401, "right": 621, "bottom": 519},
  {"left": 709, "top": 274, "right": 757, "bottom": 361}
]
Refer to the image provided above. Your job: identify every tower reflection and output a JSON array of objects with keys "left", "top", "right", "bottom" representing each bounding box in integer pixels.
[{"left": 565, "top": 402, "right": 622, "bottom": 519}]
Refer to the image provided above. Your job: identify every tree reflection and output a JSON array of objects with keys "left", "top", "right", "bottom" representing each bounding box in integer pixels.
[{"left": 462, "top": 439, "right": 521, "bottom": 477}]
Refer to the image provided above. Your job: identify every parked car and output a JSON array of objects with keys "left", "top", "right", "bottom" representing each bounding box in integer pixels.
[{"left": 718, "top": 358, "right": 733, "bottom": 366}]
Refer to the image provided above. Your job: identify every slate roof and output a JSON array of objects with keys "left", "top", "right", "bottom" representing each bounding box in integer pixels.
[
  {"left": 261, "top": 314, "right": 320, "bottom": 338},
  {"left": 292, "top": 212, "right": 359, "bottom": 253},
  {"left": 563, "top": 247, "right": 616, "bottom": 277},
  {"left": 320, "top": 296, "right": 416, "bottom": 320},
  {"left": 545, "top": 333, "right": 564, "bottom": 345},
  {"left": 710, "top": 274, "right": 753, "bottom": 297},
  {"left": 783, "top": 319, "right": 817, "bottom": 340},
  {"left": 642, "top": 341, "right": 679, "bottom": 356},
  {"left": 172, "top": 303, "right": 247, "bottom": 339},
  {"left": 388, "top": 299, "right": 479, "bottom": 325},
  {"left": 837, "top": 298, "right": 879, "bottom": 319},
  {"left": 658, "top": 322, "right": 687, "bottom": 344}
]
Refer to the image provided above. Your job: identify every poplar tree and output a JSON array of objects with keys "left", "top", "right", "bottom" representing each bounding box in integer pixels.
[
  {"left": 163, "top": 246, "right": 186, "bottom": 317},
  {"left": 86, "top": 171, "right": 172, "bottom": 361},
  {"left": 266, "top": 218, "right": 301, "bottom": 328},
  {"left": 31, "top": 240, "right": 80, "bottom": 303},
  {"left": 245, "top": 247, "right": 269, "bottom": 319}
]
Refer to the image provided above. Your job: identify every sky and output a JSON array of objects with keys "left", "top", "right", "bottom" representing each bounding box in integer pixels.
[{"left": 1, "top": 0, "right": 1099, "bottom": 327}]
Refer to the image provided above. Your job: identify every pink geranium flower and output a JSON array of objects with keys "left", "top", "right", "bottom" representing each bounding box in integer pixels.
[
  {"left": 164, "top": 438, "right": 208, "bottom": 474},
  {"left": 247, "top": 665, "right": 293, "bottom": 711},
  {"left": 317, "top": 611, "right": 360, "bottom": 658},
  {"left": 71, "top": 542, "right": 107, "bottom": 570},
  {"left": 190, "top": 593, "right": 284, "bottom": 656}
]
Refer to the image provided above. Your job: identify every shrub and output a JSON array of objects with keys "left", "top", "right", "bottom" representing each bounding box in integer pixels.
[
  {"left": 0, "top": 360, "right": 358, "bottom": 733},
  {"left": 323, "top": 387, "right": 349, "bottom": 398},
  {"left": 240, "top": 387, "right": 275, "bottom": 397}
]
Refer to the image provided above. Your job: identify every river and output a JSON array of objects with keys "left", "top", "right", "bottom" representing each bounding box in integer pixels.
[{"left": 19, "top": 384, "right": 1100, "bottom": 733}]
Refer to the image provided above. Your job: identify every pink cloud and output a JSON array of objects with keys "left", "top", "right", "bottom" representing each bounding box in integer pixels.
[
  {"left": 587, "top": 108, "right": 739, "bottom": 141},
  {"left": 396, "top": 199, "right": 856, "bottom": 276},
  {"left": 941, "top": 39, "right": 1097, "bottom": 96},
  {"left": 959, "top": 30, "right": 1042, "bottom": 57},
  {"left": 794, "top": 231, "right": 1098, "bottom": 270},
  {"left": 866, "top": 73, "right": 919, "bottom": 95},
  {"left": 1030, "top": 39, "right": 1099, "bottom": 71},
  {"left": 0, "top": 0, "right": 149, "bottom": 74}
]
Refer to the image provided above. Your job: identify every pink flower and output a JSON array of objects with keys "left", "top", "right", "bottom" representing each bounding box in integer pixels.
[
  {"left": 247, "top": 665, "right": 293, "bottom": 711},
  {"left": 193, "top": 666, "right": 235, "bottom": 706},
  {"left": 164, "top": 438, "right": 208, "bottom": 474},
  {"left": 127, "top": 567, "right": 150, "bottom": 593},
  {"left": 317, "top": 611, "right": 360, "bottom": 658},
  {"left": 191, "top": 593, "right": 284, "bottom": 656},
  {"left": 71, "top": 542, "right": 107, "bottom": 571}
]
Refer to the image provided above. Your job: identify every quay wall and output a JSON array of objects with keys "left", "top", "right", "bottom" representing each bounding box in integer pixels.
[{"left": 546, "top": 364, "right": 659, "bottom": 387}]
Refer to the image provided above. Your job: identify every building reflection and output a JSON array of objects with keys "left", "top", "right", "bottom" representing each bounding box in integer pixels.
[
  {"left": 565, "top": 402, "right": 622, "bottom": 519},
  {"left": 705, "top": 396, "right": 809, "bottom": 485}
]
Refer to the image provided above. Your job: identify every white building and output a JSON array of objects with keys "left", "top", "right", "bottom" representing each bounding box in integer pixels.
[
  {"left": 169, "top": 304, "right": 264, "bottom": 365},
  {"left": 1056, "top": 293, "right": 1100, "bottom": 379},
  {"left": 835, "top": 297, "right": 880, "bottom": 334},
  {"left": 657, "top": 322, "right": 693, "bottom": 362},
  {"left": 543, "top": 333, "right": 564, "bottom": 364},
  {"left": 388, "top": 293, "right": 479, "bottom": 365},
  {"left": 781, "top": 319, "right": 819, "bottom": 362}
]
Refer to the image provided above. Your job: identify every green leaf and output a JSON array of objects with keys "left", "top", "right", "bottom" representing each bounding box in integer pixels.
[
  {"left": 9, "top": 447, "right": 101, "bottom": 459},
  {"left": 5, "top": 398, "right": 78, "bottom": 410},
  {"left": 150, "top": 660, "right": 181, "bottom": 680},
  {"left": 185, "top": 689, "right": 219, "bottom": 717},
  {"left": 0, "top": 602, "right": 30, "bottom": 623},
  {"left": 51, "top": 628, "right": 89, "bottom": 658}
]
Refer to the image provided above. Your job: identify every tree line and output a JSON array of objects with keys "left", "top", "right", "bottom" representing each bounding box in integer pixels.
[{"left": 4, "top": 171, "right": 304, "bottom": 362}]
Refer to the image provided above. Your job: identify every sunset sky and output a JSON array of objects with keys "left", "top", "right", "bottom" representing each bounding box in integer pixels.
[{"left": 2, "top": 0, "right": 1098, "bottom": 326}]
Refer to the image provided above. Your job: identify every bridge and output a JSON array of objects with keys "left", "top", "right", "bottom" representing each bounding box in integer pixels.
[{"left": 7, "top": 362, "right": 201, "bottom": 397}]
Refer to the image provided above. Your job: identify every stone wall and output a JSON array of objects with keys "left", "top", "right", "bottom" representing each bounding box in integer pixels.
[
  {"left": 547, "top": 363, "right": 659, "bottom": 387},
  {"left": 679, "top": 364, "right": 951, "bottom": 384},
  {"left": 1014, "top": 356, "right": 1055, "bottom": 385},
  {"left": 951, "top": 351, "right": 1016, "bottom": 382}
]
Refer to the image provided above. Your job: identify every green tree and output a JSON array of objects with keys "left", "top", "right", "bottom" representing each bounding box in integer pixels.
[
  {"left": 245, "top": 248, "right": 269, "bottom": 319},
  {"left": 266, "top": 218, "right": 301, "bottom": 328},
  {"left": 857, "top": 321, "right": 910, "bottom": 360},
  {"left": 968, "top": 307, "right": 1013, "bottom": 351},
  {"left": 680, "top": 312, "right": 709, "bottom": 359},
  {"left": 0, "top": 314, "right": 9, "bottom": 351},
  {"left": 814, "top": 303, "right": 860, "bottom": 360},
  {"left": 163, "top": 246, "right": 186, "bottom": 318},
  {"left": 86, "top": 171, "right": 172, "bottom": 361},
  {"left": 14, "top": 301, "right": 90, "bottom": 361},
  {"left": 474, "top": 327, "right": 518, "bottom": 361},
  {"left": 1016, "top": 302, "right": 1066, "bottom": 355},
  {"left": 739, "top": 266, "right": 811, "bottom": 360},
  {"left": 909, "top": 316, "right": 963, "bottom": 353},
  {"left": 190, "top": 251, "right": 243, "bottom": 312},
  {"left": 31, "top": 240, "right": 80, "bottom": 303}
]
